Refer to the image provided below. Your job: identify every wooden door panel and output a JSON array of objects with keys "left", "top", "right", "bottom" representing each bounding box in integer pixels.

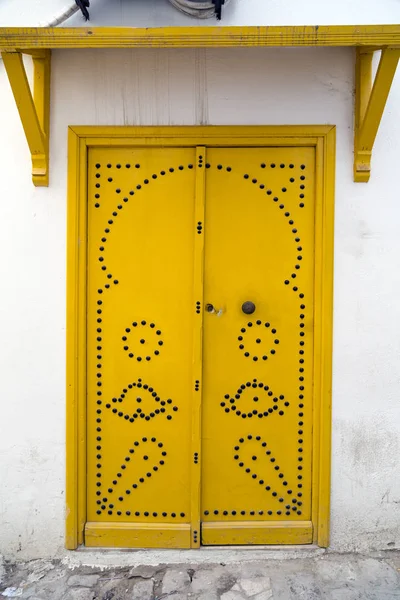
[
  {"left": 86, "top": 148, "right": 196, "bottom": 548},
  {"left": 201, "top": 148, "right": 315, "bottom": 544}
]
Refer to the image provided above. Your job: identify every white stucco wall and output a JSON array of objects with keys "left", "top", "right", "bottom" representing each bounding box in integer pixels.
[
  {"left": 0, "top": 0, "right": 399, "bottom": 26},
  {"left": 0, "top": 41, "right": 400, "bottom": 560}
]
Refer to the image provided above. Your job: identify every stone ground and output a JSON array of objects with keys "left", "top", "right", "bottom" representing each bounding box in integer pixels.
[{"left": 1, "top": 552, "right": 400, "bottom": 600}]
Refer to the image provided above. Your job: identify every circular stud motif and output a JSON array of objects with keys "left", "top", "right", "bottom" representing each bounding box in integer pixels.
[
  {"left": 238, "top": 321, "right": 280, "bottom": 361},
  {"left": 122, "top": 321, "right": 164, "bottom": 362}
]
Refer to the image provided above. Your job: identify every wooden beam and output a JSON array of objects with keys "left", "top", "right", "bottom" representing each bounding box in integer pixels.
[
  {"left": 354, "top": 49, "right": 373, "bottom": 182},
  {"left": 33, "top": 50, "right": 51, "bottom": 183},
  {"left": 1, "top": 26, "right": 399, "bottom": 186},
  {"left": 0, "top": 25, "right": 399, "bottom": 51},
  {"left": 354, "top": 48, "right": 400, "bottom": 182},
  {"left": 2, "top": 50, "right": 51, "bottom": 186},
  {"left": 19, "top": 49, "right": 50, "bottom": 58}
]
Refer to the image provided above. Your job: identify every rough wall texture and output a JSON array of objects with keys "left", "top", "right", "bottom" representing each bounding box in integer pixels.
[{"left": 0, "top": 45, "right": 399, "bottom": 560}]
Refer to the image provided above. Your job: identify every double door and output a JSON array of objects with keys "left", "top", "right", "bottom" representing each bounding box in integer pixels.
[{"left": 85, "top": 144, "right": 315, "bottom": 547}]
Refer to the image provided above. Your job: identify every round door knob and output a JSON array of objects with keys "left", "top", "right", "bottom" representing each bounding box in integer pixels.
[{"left": 242, "top": 301, "right": 256, "bottom": 315}]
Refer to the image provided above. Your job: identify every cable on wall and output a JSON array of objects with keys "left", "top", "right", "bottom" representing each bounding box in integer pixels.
[
  {"left": 39, "top": 4, "right": 80, "bottom": 27},
  {"left": 168, "top": 0, "right": 230, "bottom": 19},
  {"left": 40, "top": 0, "right": 230, "bottom": 27}
]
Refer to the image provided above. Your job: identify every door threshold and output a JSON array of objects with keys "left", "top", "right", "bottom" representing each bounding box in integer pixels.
[{"left": 65, "top": 545, "right": 325, "bottom": 568}]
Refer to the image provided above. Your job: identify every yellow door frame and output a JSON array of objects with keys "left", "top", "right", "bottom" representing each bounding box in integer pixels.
[{"left": 66, "top": 125, "right": 335, "bottom": 550}]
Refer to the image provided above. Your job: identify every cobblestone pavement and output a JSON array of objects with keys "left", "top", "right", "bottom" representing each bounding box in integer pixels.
[{"left": 1, "top": 552, "right": 400, "bottom": 600}]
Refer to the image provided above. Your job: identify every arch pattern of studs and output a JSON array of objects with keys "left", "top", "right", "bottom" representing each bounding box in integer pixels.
[
  {"left": 93, "top": 158, "right": 306, "bottom": 520},
  {"left": 203, "top": 160, "right": 306, "bottom": 518},
  {"left": 93, "top": 161, "right": 197, "bottom": 519}
]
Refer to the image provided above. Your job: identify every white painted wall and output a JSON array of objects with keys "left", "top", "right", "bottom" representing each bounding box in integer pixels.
[
  {"left": 0, "top": 44, "right": 400, "bottom": 560},
  {"left": 0, "top": 0, "right": 399, "bottom": 26}
]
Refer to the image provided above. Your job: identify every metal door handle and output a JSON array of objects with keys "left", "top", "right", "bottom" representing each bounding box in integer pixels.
[{"left": 242, "top": 301, "right": 256, "bottom": 315}]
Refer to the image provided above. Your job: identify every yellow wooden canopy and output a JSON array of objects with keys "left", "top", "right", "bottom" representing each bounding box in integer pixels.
[{"left": 0, "top": 25, "right": 399, "bottom": 185}]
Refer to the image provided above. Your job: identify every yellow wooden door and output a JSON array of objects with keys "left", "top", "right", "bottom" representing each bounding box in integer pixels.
[
  {"left": 201, "top": 148, "right": 315, "bottom": 545},
  {"left": 85, "top": 143, "right": 317, "bottom": 548},
  {"left": 86, "top": 147, "right": 196, "bottom": 548}
]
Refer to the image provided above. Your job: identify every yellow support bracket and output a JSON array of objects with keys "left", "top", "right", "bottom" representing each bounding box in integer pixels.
[
  {"left": 354, "top": 47, "right": 399, "bottom": 182},
  {"left": 2, "top": 49, "right": 51, "bottom": 186}
]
